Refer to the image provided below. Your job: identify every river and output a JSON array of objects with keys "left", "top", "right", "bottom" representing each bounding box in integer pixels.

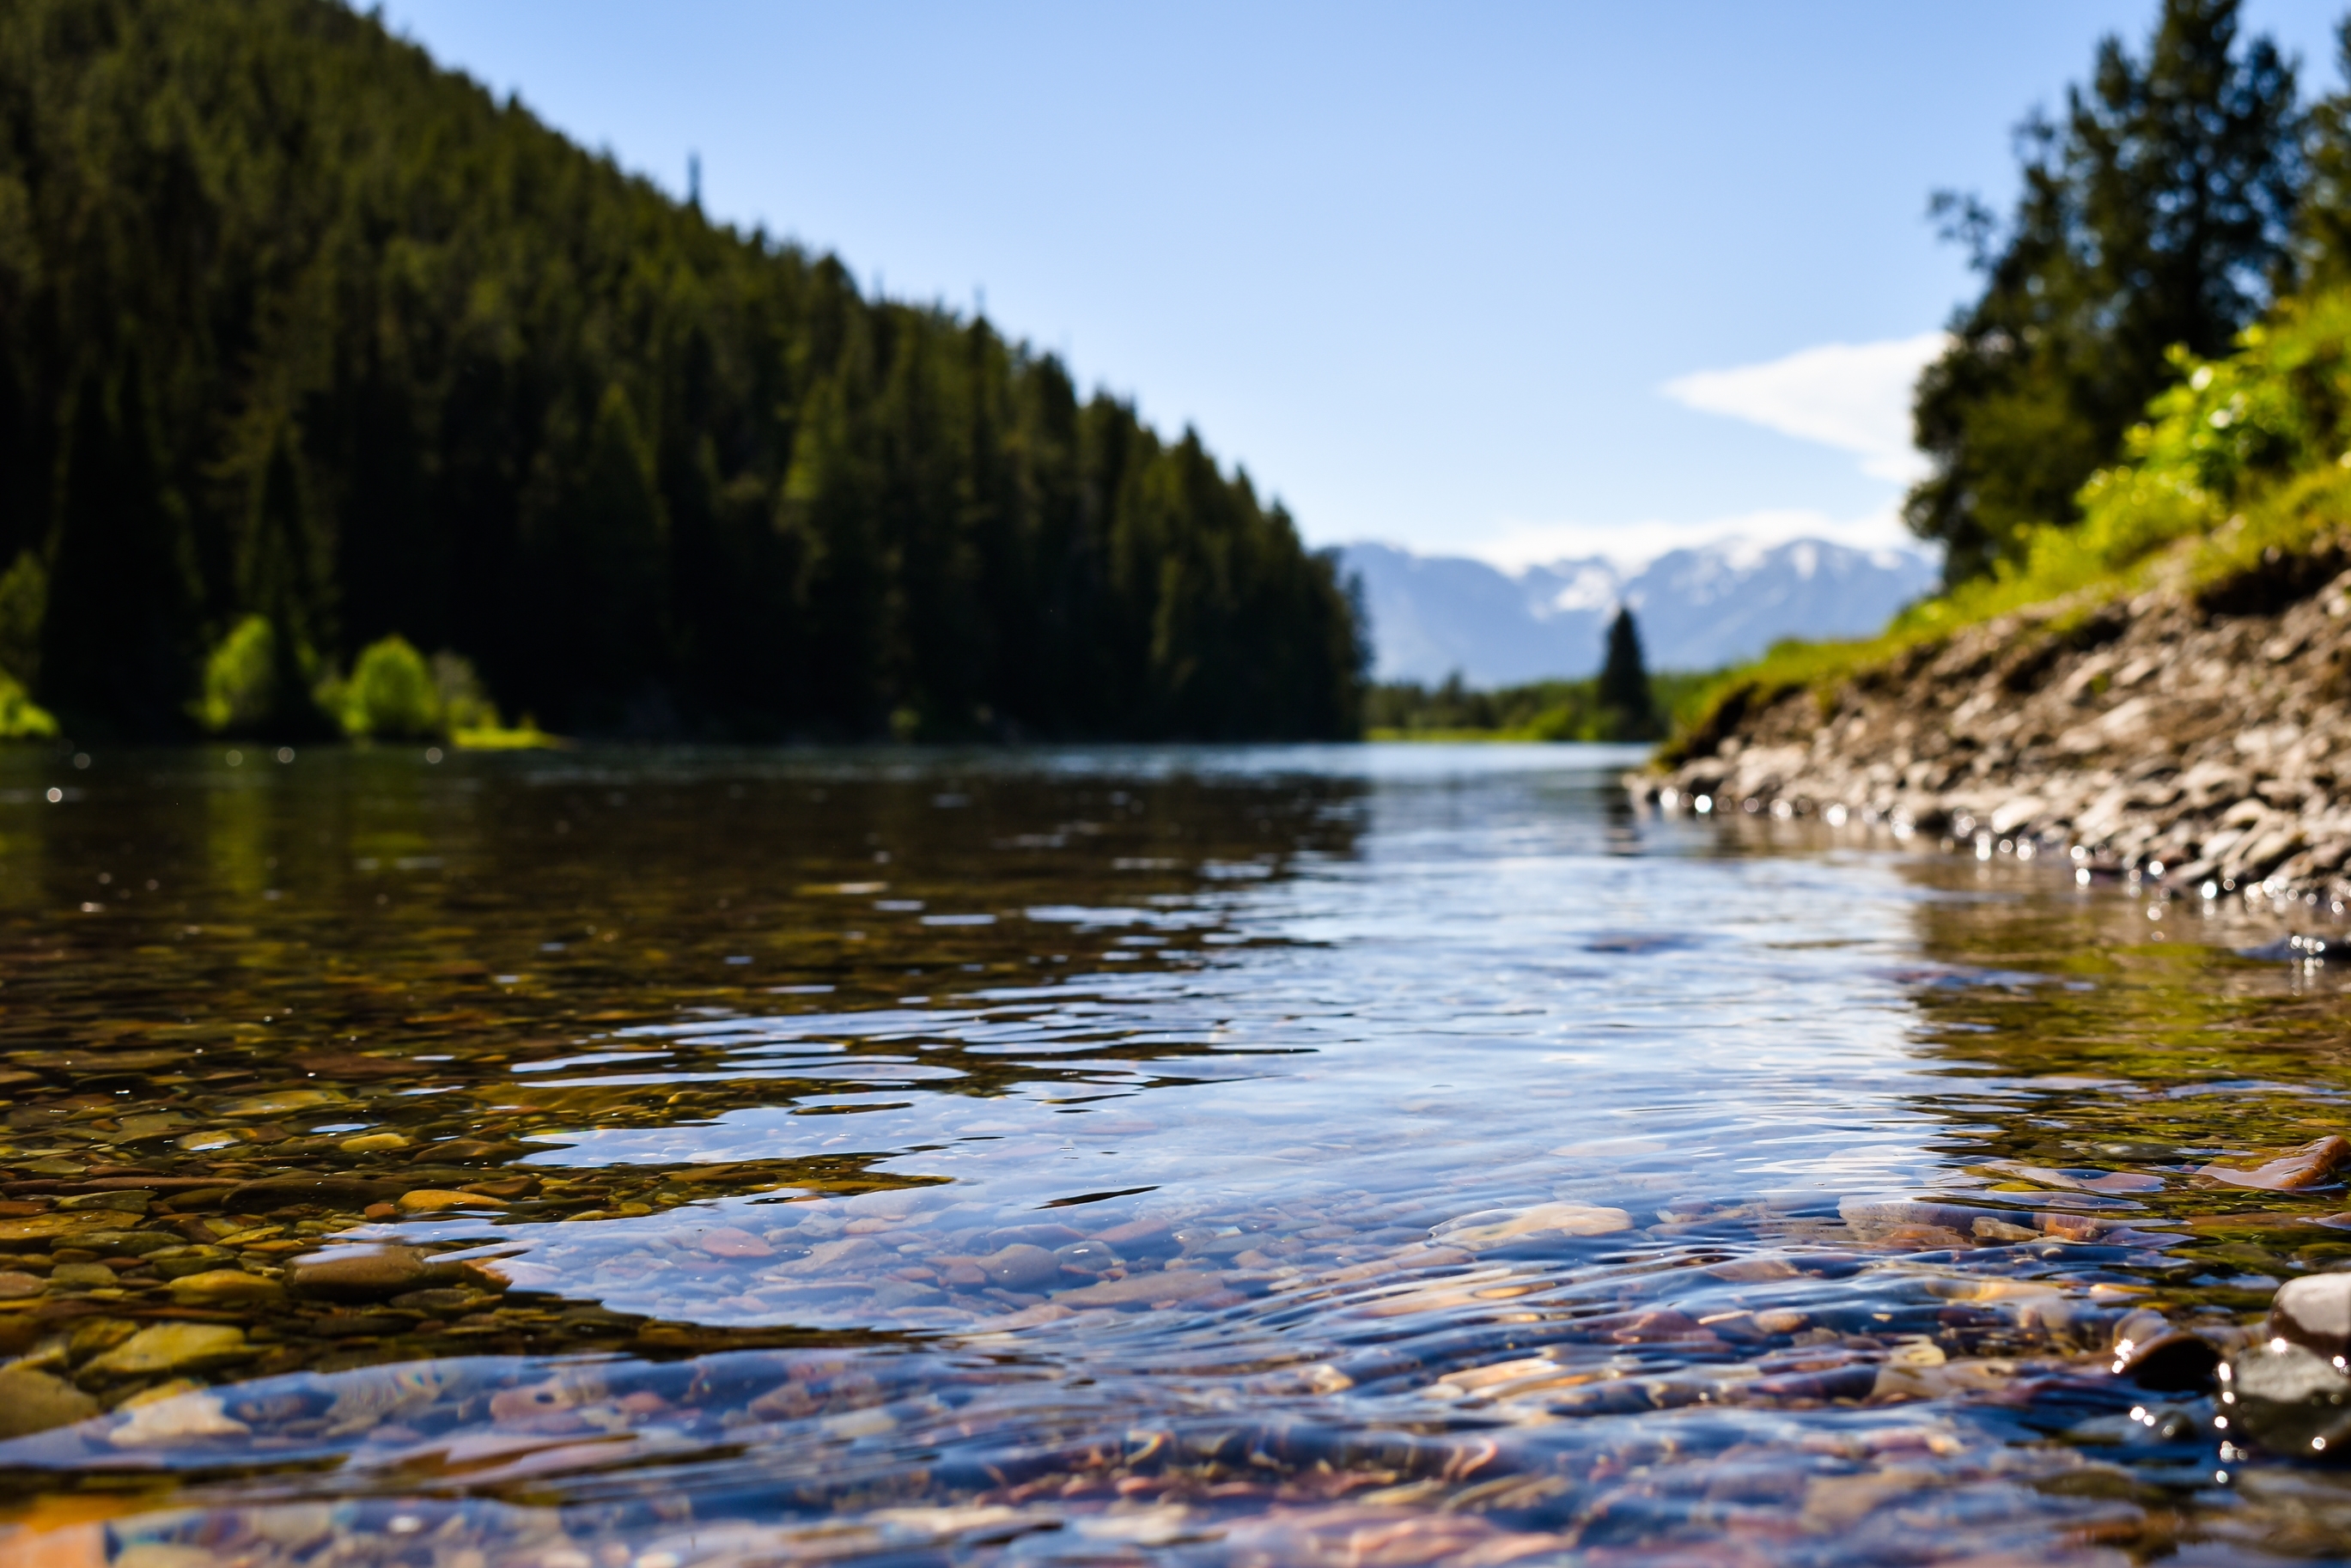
[{"left": 0, "top": 742, "right": 2342, "bottom": 1565}]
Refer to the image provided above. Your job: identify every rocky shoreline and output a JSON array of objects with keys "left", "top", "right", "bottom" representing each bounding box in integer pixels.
[{"left": 1630, "top": 549, "right": 2351, "bottom": 915}]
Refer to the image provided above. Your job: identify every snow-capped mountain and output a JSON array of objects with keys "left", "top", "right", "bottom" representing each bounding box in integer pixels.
[{"left": 1337, "top": 538, "right": 1940, "bottom": 685}]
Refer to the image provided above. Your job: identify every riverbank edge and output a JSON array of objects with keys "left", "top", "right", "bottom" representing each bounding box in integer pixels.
[{"left": 1624, "top": 543, "right": 2351, "bottom": 915}]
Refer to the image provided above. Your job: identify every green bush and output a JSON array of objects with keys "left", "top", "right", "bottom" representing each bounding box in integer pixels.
[
  {"left": 431, "top": 652, "right": 498, "bottom": 732},
  {"left": 339, "top": 635, "right": 440, "bottom": 739},
  {"left": 0, "top": 551, "right": 46, "bottom": 689},
  {"left": 1663, "top": 287, "right": 2351, "bottom": 759},
  {"left": 192, "top": 615, "right": 278, "bottom": 734},
  {"left": 0, "top": 671, "right": 57, "bottom": 741}
]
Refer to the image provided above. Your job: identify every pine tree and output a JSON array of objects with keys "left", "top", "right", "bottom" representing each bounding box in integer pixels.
[
  {"left": 1908, "top": 0, "right": 2300, "bottom": 582},
  {"left": 1595, "top": 607, "right": 1656, "bottom": 739},
  {"left": 40, "top": 357, "right": 201, "bottom": 737}
]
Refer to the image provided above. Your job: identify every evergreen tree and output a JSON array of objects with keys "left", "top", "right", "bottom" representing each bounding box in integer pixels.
[
  {"left": 40, "top": 356, "right": 202, "bottom": 737},
  {"left": 0, "top": 0, "right": 1364, "bottom": 742},
  {"left": 1907, "top": 0, "right": 2300, "bottom": 582},
  {"left": 1596, "top": 607, "right": 1656, "bottom": 738},
  {"left": 2294, "top": 21, "right": 2351, "bottom": 294}
]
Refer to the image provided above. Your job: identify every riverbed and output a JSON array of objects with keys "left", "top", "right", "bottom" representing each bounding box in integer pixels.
[{"left": 0, "top": 743, "right": 2346, "bottom": 1565}]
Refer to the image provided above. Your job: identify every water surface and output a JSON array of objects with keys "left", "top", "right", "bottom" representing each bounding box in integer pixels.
[{"left": 0, "top": 744, "right": 2348, "bottom": 1565}]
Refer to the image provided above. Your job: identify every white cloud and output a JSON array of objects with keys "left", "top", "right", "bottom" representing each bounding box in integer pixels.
[
  {"left": 1469, "top": 505, "right": 1922, "bottom": 574},
  {"left": 1661, "top": 331, "right": 1947, "bottom": 484}
]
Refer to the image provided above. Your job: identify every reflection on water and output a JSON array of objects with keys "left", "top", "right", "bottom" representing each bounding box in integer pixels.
[{"left": 3, "top": 744, "right": 2351, "bottom": 1562}]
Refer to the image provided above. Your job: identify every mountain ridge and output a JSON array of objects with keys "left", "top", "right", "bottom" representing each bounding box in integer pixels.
[{"left": 1339, "top": 538, "right": 1940, "bottom": 685}]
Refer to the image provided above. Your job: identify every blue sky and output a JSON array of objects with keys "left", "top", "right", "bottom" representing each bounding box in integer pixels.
[{"left": 382, "top": 1, "right": 2346, "bottom": 567}]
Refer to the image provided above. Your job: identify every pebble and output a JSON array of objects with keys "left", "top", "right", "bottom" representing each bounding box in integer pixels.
[
  {"left": 79, "top": 1231, "right": 178, "bottom": 1257},
  {"left": 288, "top": 1245, "right": 430, "bottom": 1300},
  {"left": 2203, "top": 1136, "right": 2351, "bottom": 1191},
  {"left": 1430, "top": 1201, "right": 1633, "bottom": 1249},
  {"left": 2273, "top": 1272, "right": 2351, "bottom": 1358},
  {"left": 2111, "top": 1328, "right": 2220, "bottom": 1392},
  {"left": 82, "top": 1322, "right": 253, "bottom": 1378},
  {"left": 1054, "top": 1240, "right": 1120, "bottom": 1275},
  {"left": 421, "top": 1139, "right": 518, "bottom": 1162},
  {"left": 978, "top": 1243, "right": 1060, "bottom": 1291},
  {"left": 55, "top": 1191, "right": 151, "bottom": 1213},
  {"left": 221, "top": 1090, "right": 345, "bottom": 1116},
  {"left": 50, "top": 1262, "right": 118, "bottom": 1289},
  {"left": 1054, "top": 1269, "right": 1232, "bottom": 1308},
  {"left": 108, "top": 1389, "right": 249, "bottom": 1448},
  {"left": 168, "top": 1268, "right": 284, "bottom": 1305},
  {"left": 0, "top": 1366, "right": 99, "bottom": 1438},
  {"left": 116, "top": 1547, "right": 225, "bottom": 1568},
  {"left": 2227, "top": 1337, "right": 2351, "bottom": 1456},
  {"left": 697, "top": 1227, "right": 773, "bottom": 1260},
  {"left": 150, "top": 1247, "right": 236, "bottom": 1280},
  {"left": 338, "top": 1133, "right": 410, "bottom": 1152},
  {"left": 228, "top": 1175, "right": 399, "bottom": 1210},
  {"left": 399, "top": 1188, "right": 507, "bottom": 1212},
  {"left": 0, "top": 1213, "right": 104, "bottom": 1243},
  {"left": 0, "top": 1270, "right": 43, "bottom": 1299}
]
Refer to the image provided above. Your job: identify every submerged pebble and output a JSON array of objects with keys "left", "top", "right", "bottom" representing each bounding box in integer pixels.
[
  {"left": 0, "top": 1367, "right": 98, "bottom": 1439},
  {"left": 288, "top": 1247, "right": 429, "bottom": 1300},
  {"left": 168, "top": 1268, "right": 283, "bottom": 1305},
  {"left": 9, "top": 754, "right": 2351, "bottom": 1565},
  {"left": 82, "top": 1324, "right": 252, "bottom": 1378}
]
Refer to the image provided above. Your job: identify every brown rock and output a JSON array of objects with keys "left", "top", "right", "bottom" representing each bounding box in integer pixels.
[
  {"left": 49, "top": 1262, "right": 116, "bottom": 1289},
  {"left": 225, "top": 1175, "right": 399, "bottom": 1211},
  {"left": 2275, "top": 1273, "right": 2351, "bottom": 1358},
  {"left": 0, "top": 1366, "right": 98, "bottom": 1438},
  {"left": 82, "top": 1323, "right": 252, "bottom": 1377},
  {"left": 398, "top": 1188, "right": 505, "bottom": 1213},
  {"left": 287, "top": 1244, "right": 432, "bottom": 1301},
  {"left": 2111, "top": 1327, "right": 2222, "bottom": 1392},
  {"left": 416, "top": 1140, "right": 521, "bottom": 1163},
  {"left": 0, "top": 1212, "right": 109, "bottom": 1241},
  {"left": 54, "top": 1191, "right": 149, "bottom": 1213},
  {"left": 2202, "top": 1135, "right": 2351, "bottom": 1191},
  {"left": 0, "top": 1270, "right": 43, "bottom": 1299},
  {"left": 167, "top": 1268, "right": 283, "bottom": 1305}
]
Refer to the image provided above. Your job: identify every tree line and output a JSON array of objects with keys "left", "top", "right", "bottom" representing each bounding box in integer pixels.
[
  {"left": 1367, "top": 608, "right": 1704, "bottom": 741},
  {"left": 1912, "top": 0, "right": 2351, "bottom": 585},
  {"left": 0, "top": 0, "right": 1366, "bottom": 742}
]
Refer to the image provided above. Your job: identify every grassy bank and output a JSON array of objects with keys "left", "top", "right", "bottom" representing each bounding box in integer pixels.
[
  {"left": 1367, "top": 671, "right": 1715, "bottom": 742},
  {"left": 1663, "top": 289, "right": 2351, "bottom": 764}
]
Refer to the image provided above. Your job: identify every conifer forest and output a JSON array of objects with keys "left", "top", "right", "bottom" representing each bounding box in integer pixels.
[{"left": 0, "top": 0, "right": 1367, "bottom": 743}]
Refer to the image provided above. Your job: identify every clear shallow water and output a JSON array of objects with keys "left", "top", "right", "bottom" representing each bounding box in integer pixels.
[{"left": 3, "top": 744, "right": 2351, "bottom": 1563}]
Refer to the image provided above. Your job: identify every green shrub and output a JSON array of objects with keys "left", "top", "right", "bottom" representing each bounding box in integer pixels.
[
  {"left": 0, "top": 671, "right": 57, "bottom": 741},
  {"left": 192, "top": 615, "right": 278, "bottom": 734},
  {"left": 339, "top": 635, "right": 440, "bottom": 739},
  {"left": 431, "top": 652, "right": 498, "bottom": 732},
  {"left": 0, "top": 551, "right": 46, "bottom": 688}
]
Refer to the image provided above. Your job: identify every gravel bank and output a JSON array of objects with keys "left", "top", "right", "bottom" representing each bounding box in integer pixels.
[{"left": 1631, "top": 551, "right": 2351, "bottom": 910}]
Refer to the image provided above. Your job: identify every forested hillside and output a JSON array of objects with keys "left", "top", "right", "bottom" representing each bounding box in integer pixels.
[{"left": 0, "top": 0, "right": 1365, "bottom": 741}]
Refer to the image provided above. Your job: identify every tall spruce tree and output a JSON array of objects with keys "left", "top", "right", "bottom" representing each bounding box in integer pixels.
[
  {"left": 1596, "top": 607, "right": 1656, "bottom": 739},
  {"left": 1907, "top": 0, "right": 2300, "bottom": 583}
]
